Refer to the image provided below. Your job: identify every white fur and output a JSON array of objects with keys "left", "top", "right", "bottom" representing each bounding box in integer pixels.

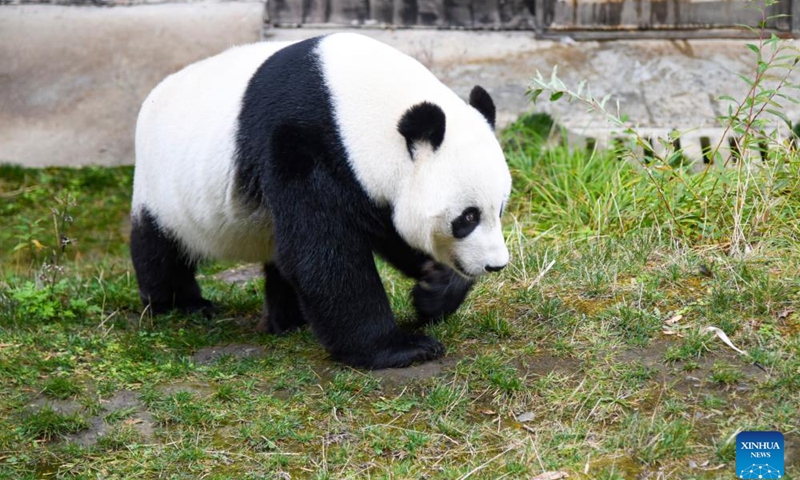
[
  {"left": 320, "top": 34, "right": 511, "bottom": 276},
  {"left": 133, "top": 34, "right": 511, "bottom": 276},
  {"left": 132, "top": 42, "right": 293, "bottom": 262}
]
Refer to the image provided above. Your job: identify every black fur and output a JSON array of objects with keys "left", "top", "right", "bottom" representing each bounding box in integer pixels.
[
  {"left": 370, "top": 210, "right": 473, "bottom": 324},
  {"left": 469, "top": 85, "right": 496, "bottom": 129},
  {"left": 412, "top": 261, "right": 474, "bottom": 324},
  {"left": 451, "top": 206, "right": 481, "bottom": 240},
  {"left": 397, "top": 101, "right": 446, "bottom": 156},
  {"left": 230, "top": 36, "right": 467, "bottom": 369},
  {"left": 257, "top": 263, "right": 307, "bottom": 334},
  {"left": 130, "top": 208, "right": 214, "bottom": 316},
  {"left": 268, "top": 123, "right": 319, "bottom": 183}
]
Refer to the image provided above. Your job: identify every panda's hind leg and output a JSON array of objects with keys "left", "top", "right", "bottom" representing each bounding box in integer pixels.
[
  {"left": 130, "top": 208, "right": 214, "bottom": 316},
  {"left": 256, "top": 263, "right": 307, "bottom": 334}
]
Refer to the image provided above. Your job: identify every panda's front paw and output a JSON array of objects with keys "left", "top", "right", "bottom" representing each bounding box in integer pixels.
[
  {"left": 333, "top": 331, "right": 445, "bottom": 369},
  {"left": 412, "top": 261, "right": 474, "bottom": 323}
]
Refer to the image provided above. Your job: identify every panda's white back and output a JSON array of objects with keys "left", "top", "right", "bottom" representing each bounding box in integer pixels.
[{"left": 132, "top": 41, "right": 293, "bottom": 262}]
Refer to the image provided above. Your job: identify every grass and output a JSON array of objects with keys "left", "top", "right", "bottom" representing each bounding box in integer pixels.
[
  {"left": 1, "top": 150, "right": 797, "bottom": 479},
  {"left": 2, "top": 95, "right": 800, "bottom": 478}
]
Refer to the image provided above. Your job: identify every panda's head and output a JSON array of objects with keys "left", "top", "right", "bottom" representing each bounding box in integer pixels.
[{"left": 393, "top": 86, "right": 512, "bottom": 278}]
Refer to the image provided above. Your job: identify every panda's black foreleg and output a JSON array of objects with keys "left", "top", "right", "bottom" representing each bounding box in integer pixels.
[
  {"left": 411, "top": 261, "right": 474, "bottom": 324},
  {"left": 257, "top": 263, "right": 307, "bottom": 334},
  {"left": 130, "top": 208, "right": 214, "bottom": 317},
  {"left": 265, "top": 123, "right": 444, "bottom": 369},
  {"left": 373, "top": 231, "right": 474, "bottom": 324},
  {"left": 271, "top": 228, "right": 444, "bottom": 369}
]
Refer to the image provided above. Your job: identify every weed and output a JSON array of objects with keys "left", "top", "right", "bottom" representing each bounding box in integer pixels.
[
  {"left": 665, "top": 329, "right": 713, "bottom": 362},
  {"left": 526, "top": 32, "right": 800, "bottom": 250},
  {"left": 605, "top": 305, "right": 662, "bottom": 346},
  {"left": 422, "top": 382, "right": 468, "bottom": 417},
  {"left": 104, "top": 407, "right": 137, "bottom": 424},
  {"left": 476, "top": 310, "right": 513, "bottom": 338},
  {"left": 709, "top": 361, "right": 746, "bottom": 385},
  {"left": 372, "top": 394, "right": 418, "bottom": 415},
  {"left": 626, "top": 416, "right": 693, "bottom": 465},
  {"left": 97, "top": 423, "right": 143, "bottom": 450},
  {"left": 462, "top": 353, "right": 524, "bottom": 395},
  {"left": 19, "top": 407, "right": 89, "bottom": 441},
  {"left": 213, "top": 383, "right": 240, "bottom": 402},
  {"left": 41, "top": 376, "right": 82, "bottom": 400}
]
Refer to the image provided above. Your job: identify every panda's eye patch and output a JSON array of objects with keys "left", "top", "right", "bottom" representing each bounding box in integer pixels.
[{"left": 452, "top": 207, "right": 481, "bottom": 239}]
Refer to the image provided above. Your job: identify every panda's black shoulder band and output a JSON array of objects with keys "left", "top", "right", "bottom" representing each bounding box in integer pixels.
[{"left": 397, "top": 101, "right": 446, "bottom": 157}]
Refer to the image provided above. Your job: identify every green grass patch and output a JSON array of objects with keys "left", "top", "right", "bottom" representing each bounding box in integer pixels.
[{"left": 2, "top": 149, "right": 799, "bottom": 477}]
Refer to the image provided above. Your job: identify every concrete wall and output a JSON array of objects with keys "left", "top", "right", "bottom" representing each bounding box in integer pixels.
[
  {"left": 0, "top": 3, "right": 263, "bottom": 167},
  {"left": 2, "top": 3, "right": 798, "bottom": 167}
]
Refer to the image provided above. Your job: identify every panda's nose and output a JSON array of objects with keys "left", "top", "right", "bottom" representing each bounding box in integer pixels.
[{"left": 485, "top": 264, "right": 506, "bottom": 273}]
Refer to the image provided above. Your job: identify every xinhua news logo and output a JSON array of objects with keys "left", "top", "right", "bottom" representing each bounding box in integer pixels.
[{"left": 736, "top": 431, "right": 784, "bottom": 479}]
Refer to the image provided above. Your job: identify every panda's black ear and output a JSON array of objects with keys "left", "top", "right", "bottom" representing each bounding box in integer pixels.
[
  {"left": 397, "top": 102, "right": 446, "bottom": 158},
  {"left": 469, "top": 85, "right": 496, "bottom": 130}
]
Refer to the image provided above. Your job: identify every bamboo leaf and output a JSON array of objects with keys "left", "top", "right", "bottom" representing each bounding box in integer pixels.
[
  {"left": 737, "top": 74, "right": 755, "bottom": 87},
  {"left": 550, "top": 65, "right": 559, "bottom": 85},
  {"left": 576, "top": 80, "right": 586, "bottom": 97},
  {"left": 766, "top": 108, "right": 791, "bottom": 126}
]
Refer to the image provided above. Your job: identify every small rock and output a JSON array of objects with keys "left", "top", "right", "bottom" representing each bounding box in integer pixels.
[
  {"left": 531, "top": 472, "right": 568, "bottom": 480},
  {"left": 517, "top": 411, "right": 536, "bottom": 422},
  {"left": 212, "top": 265, "right": 262, "bottom": 284}
]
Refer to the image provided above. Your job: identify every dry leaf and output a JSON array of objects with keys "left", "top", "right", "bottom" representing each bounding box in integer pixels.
[
  {"left": 704, "top": 326, "right": 747, "bottom": 355},
  {"left": 665, "top": 314, "right": 683, "bottom": 325},
  {"left": 778, "top": 309, "right": 794, "bottom": 320}
]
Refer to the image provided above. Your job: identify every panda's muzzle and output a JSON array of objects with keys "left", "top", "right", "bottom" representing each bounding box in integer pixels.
[{"left": 452, "top": 258, "right": 482, "bottom": 279}]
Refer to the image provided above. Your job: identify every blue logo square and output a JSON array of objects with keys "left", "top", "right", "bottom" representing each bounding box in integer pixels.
[{"left": 736, "top": 431, "right": 784, "bottom": 479}]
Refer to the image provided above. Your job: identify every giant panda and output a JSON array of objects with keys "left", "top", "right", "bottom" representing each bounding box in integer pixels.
[{"left": 130, "top": 33, "right": 512, "bottom": 369}]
